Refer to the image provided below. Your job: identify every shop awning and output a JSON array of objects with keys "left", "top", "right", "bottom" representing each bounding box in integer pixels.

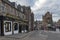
[{"left": 20, "top": 22, "right": 28, "bottom": 25}]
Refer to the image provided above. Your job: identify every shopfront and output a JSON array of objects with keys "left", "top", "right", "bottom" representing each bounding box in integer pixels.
[
  {"left": 19, "top": 24, "right": 22, "bottom": 33},
  {"left": 19, "top": 22, "right": 28, "bottom": 33},
  {"left": 13, "top": 22, "right": 19, "bottom": 34},
  {"left": 3, "top": 21, "right": 19, "bottom": 35},
  {"left": 0, "top": 16, "right": 28, "bottom": 36},
  {"left": 4, "top": 21, "right": 12, "bottom": 35},
  {"left": 0, "top": 16, "right": 20, "bottom": 36}
]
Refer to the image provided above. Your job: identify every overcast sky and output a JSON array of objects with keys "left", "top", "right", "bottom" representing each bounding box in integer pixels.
[{"left": 9, "top": 0, "right": 60, "bottom": 22}]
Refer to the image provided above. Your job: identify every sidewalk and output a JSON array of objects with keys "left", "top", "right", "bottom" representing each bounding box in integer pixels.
[
  {"left": 0, "top": 31, "right": 35, "bottom": 40},
  {"left": 48, "top": 31, "right": 60, "bottom": 33}
]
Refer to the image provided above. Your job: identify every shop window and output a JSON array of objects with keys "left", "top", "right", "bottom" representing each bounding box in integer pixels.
[
  {"left": 5, "top": 22, "right": 11, "bottom": 32},
  {"left": 14, "top": 23, "right": 18, "bottom": 30}
]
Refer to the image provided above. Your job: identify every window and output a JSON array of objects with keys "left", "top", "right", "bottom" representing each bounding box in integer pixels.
[
  {"left": 5, "top": 22, "right": 11, "bottom": 32},
  {"left": 20, "top": 13, "right": 23, "bottom": 19},
  {"left": 2, "top": 6, "right": 5, "bottom": 10},
  {"left": 14, "top": 23, "right": 18, "bottom": 30},
  {"left": 1, "top": 2, "right": 5, "bottom": 11},
  {"left": 21, "top": 8, "right": 23, "bottom": 12},
  {"left": 10, "top": 7, "right": 13, "bottom": 13},
  {"left": 16, "top": 10, "right": 18, "bottom": 16}
]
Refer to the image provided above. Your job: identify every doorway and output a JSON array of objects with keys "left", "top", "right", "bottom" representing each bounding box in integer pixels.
[
  {"left": 19, "top": 24, "right": 22, "bottom": 33},
  {"left": 13, "top": 22, "right": 19, "bottom": 34}
]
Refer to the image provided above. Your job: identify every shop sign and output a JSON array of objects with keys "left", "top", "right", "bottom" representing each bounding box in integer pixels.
[{"left": 6, "top": 13, "right": 19, "bottom": 19}]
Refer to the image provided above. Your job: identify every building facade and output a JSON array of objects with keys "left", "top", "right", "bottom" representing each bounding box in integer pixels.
[
  {"left": 0, "top": 0, "right": 34, "bottom": 36},
  {"left": 42, "top": 12, "right": 53, "bottom": 30},
  {"left": 21, "top": 6, "right": 34, "bottom": 31},
  {"left": 34, "top": 21, "right": 42, "bottom": 30},
  {"left": 30, "top": 13, "right": 34, "bottom": 31},
  {"left": 56, "top": 20, "right": 60, "bottom": 29}
]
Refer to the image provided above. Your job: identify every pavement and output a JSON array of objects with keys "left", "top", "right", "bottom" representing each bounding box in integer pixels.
[
  {"left": 0, "top": 31, "right": 35, "bottom": 40},
  {"left": 0, "top": 30, "right": 60, "bottom": 40}
]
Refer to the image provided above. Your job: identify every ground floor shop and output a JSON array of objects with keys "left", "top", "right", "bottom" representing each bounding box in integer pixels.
[
  {"left": 19, "top": 24, "right": 29, "bottom": 33},
  {"left": 4, "top": 21, "right": 19, "bottom": 35},
  {"left": 0, "top": 16, "right": 29, "bottom": 36}
]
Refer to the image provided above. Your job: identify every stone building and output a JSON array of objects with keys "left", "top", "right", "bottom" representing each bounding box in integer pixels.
[
  {"left": 17, "top": 5, "right": 29, "bottom": 33},
  {"left": 51, "top": 20, "right": 60, "bottom": 31},
  {"left": 0, "top": 0, "right": 34, "bottom": 36},
  {"left": 42, "top": 12, "right": 53, "bottom": 30},
  {"left": 56, "top": 20, "right": 60, "bottom": 28},
  {"left": 31, "top": 13, "right": 34, "bottom": 31},
  {"left": 20, "top": 6, "right": 34, "bottom": 31}
]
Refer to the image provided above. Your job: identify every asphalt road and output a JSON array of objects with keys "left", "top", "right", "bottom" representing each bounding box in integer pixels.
[
  {"left": 22, "top": 30, "right": 60, "bottom": 40},
  {"left": 0, "top": 30, "right": 60, "bottom": 40},
  {"left": 22, "top": 30, "right": 48, "bottom": 40}
]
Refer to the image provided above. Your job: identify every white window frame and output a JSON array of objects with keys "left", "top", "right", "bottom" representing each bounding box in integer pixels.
[
  {"left": 4, "top": 21, "right": 12, "bottom": 35},
  {"left": 13, "top": 22, "right": 19, "bottom": 34}
]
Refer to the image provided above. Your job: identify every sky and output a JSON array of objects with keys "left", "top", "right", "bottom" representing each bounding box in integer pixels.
[{"left": 9, "top": 0, "right": 60, "bottom": 22}]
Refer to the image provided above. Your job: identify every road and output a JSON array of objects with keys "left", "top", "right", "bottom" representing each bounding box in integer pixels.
[
  {"left": 22, "top": 30, "right": 60, "bottom": 40},
  {"left": 22, "top": 30, "right": 48, "bottom": 40},
  {"left": 0, "top": 30, "right": 60, "bottom": 40}
]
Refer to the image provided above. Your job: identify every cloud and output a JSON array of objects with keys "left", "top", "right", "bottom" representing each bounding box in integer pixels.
[
  {"left": 31, "top": 0, "right": 60, "bottom": 21},
  {"left": 34, "top": 14, "right": 42, "bottom": 21},
  {"left": 9, "top": 0, "right": 36, "bottom": 6},
  {"left": 52, "top": 14, "right": 60, "bottom": 22},
  {"left": 31, "top": 0, "right": 47, "bottom": 11},
  {"left": 9, "top": 0, "right": 29, "bottom": 6},
  {"left": 9, "top": 0, "right": 16, "bottom": 2},
  {"left": 17, "top": 0, "right": 29, "bottom": 6}
]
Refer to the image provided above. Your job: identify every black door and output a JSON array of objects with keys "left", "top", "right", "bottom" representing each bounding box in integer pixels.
[
  {"left": 19, "top": 24, "right": 22, "bottom": 33},
  {"left": 26, "top": 25, "right": 28, "bottom": 32}
]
